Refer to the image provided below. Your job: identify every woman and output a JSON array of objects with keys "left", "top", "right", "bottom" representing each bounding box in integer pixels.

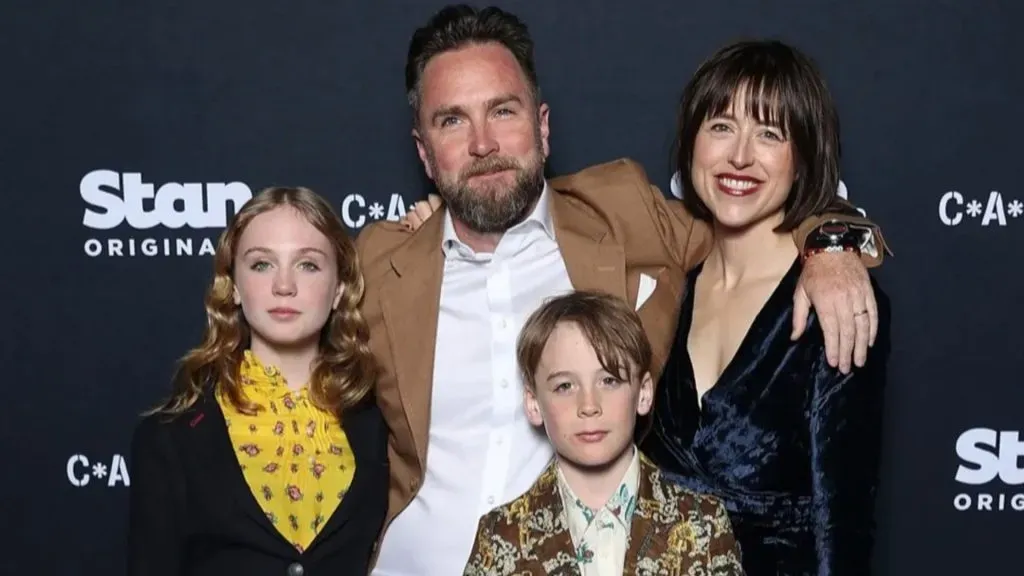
[
  {"left": 639, "top": 40, "right": 890, "bottom": 575},
  {"left": 127, "top": 187, "right": 388, "bottom": 576}
]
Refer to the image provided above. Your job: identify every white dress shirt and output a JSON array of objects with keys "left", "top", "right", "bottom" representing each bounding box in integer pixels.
[
  {"left": 372, "top": 183, "right": 575, "bottom": 575},
  {"left": 557, "top": 447, "right": 640, "bottom": 576}
]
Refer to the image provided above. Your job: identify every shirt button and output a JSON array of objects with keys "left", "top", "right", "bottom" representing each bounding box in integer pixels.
[
  {"left": 500, "top": 379, "right": 509, "bottom": 388},
  {"left": 498, "top": 318, "right": 506, "bottom": 329},
  {"left": 287, "top": 562, "right": 304, "bottom": 576},
  {"left": 487, "top": 496, "right": 495, "bottom": 505}
]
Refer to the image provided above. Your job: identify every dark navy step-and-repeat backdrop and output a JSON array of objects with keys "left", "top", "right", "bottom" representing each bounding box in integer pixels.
[{"left": 3, "top": 1, "right": 1021, "bottom": 574}]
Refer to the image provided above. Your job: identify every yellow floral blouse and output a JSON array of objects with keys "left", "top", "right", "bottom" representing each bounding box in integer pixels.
[{"left": 217, "top": 350, "right": 356, "bottom": 552}]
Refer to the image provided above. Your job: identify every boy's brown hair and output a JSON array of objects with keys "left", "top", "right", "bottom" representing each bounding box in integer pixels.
[{"left": 516, "top": 290, "right": 652, "bottom": 389}]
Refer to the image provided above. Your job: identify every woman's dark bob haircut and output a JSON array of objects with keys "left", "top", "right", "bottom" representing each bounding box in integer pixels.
[{"left": 674, "top": 40, "right": 841, "bottom": 232}]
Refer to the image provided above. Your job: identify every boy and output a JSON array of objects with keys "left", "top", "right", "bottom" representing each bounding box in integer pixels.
[{"left": 462, "top": 290, "right": 744, "bottom": 575}]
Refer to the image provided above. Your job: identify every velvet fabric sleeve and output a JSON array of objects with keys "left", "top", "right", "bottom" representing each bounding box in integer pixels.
[{"left": 808, "top": 280, "right": 891, "bottom": 574}]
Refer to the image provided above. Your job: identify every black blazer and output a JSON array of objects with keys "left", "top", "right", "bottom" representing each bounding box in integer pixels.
[{"left": 127, "top": 389, "right": 388, "bottom": 576}]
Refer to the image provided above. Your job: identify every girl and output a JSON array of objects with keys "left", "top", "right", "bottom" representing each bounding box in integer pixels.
[{"left": 127, "top": 187, "right": 387, "bottom": 576}]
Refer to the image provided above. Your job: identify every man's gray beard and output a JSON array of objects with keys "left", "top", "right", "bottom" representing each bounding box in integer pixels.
[{"left": 434, "top": 156, "right": 545, "bottom": 234}]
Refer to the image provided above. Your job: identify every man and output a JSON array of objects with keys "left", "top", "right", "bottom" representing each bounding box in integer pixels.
[{"left": 356, "top": 5, "right": 889, "bottom": 574}]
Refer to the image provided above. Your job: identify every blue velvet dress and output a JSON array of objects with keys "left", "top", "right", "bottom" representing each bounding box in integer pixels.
[{"left": 640, "top": 258, "right": 890, "bottom": 575}]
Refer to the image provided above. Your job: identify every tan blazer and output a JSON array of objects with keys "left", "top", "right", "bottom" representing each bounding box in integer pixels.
[
  {"left": 355, "top": 157, "right": 884, "bottom": 545},
  {"left": 462, "top": 452, "right": 745, "bottom": 576}
]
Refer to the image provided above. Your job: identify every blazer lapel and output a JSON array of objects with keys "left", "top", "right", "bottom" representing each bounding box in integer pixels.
[
  {"left": 378, "top": 213, "right": 445, "bottom": 468},
  {"left": 623, "top": 455, "right": 677, "bottom": 573},
  {"left": 187, "top": 392, "right": 290, "bottom": 549},
  {"left": 305, "top": 401, "right": 378, "bottom": 555},
  {"left": 549, "top": 187, "right": 682, "bottom": 383},
  {"left": 520, "top": 462, "right": 581, "bottom": 576},
  {"left": 549, "top": 189, "right": 628, "bottom": 304}
]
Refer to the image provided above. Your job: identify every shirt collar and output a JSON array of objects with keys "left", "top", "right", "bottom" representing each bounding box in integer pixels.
[
  {"left": 556, "top": 446, "right": 640, "bottom": 535},
  {"left": 441, "top": 180, "right": 555, "bottom": 259}
]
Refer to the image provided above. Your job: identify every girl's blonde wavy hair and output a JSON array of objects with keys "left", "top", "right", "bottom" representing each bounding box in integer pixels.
[{"left": 148, "top": 186, "right": 378, "bottom": 418}]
